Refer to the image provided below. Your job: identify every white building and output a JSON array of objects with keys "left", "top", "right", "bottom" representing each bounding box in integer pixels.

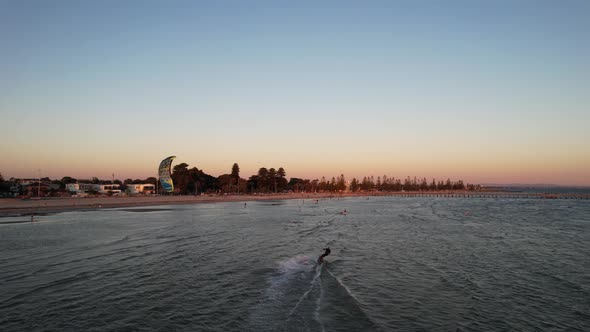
[
  {"left": 66, "top": 183, "right": 80, "bottom": 193},
  {"left": 71, "top": 183, "right": 121, "bottom": 195},
  {"left": 126, "top": 184, "right": 156, "bottom": 195}
]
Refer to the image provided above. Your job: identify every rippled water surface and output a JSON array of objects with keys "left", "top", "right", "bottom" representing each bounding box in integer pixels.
[{"left": 1, "top": 197, "right": 589, "bottom": 331}]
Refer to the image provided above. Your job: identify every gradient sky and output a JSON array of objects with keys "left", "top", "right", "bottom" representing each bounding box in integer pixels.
[{"left": 1, "top": 1, "right": 589, "bottom": 185}]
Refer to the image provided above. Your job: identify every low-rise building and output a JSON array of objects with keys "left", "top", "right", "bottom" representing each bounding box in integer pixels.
[
  {"left": 66, "top": 183, "right": 80, "bottom": 193},
  {"left": 71, "top": 183, "right": 121, "bottom": 195},
  {"left": 126, "top": 183, "right": 156, "bottom": 195}
]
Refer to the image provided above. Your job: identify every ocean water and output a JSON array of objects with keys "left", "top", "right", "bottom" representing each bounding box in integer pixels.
[{"left": 1, "top": 197, "right": 589, "bottom": 331}]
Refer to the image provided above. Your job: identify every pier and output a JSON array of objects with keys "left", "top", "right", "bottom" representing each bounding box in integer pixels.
[{"left": 378, "top": 192, "right": 590, "bottom": 200}]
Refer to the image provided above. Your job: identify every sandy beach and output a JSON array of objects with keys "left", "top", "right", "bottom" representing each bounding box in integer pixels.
[{"left": 0, "top": 192, "right": 365, "bottom": 217}]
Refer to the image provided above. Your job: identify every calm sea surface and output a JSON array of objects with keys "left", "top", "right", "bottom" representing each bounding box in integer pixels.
[{"left": 1, "top": 197, "right": 589, "bottom": 331}]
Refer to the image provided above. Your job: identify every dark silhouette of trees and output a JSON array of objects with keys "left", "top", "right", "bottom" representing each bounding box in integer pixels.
[
  {"left": 218, "top": 174, "right": 233, "bottom": 193},
  {"left": 358, "top": 175, "right": 469, "bottom": 191},
  {"left": 350, "top": 178, "right": 360, "bottom": 192},
  {"left": 246, "top": 166, "right": 287, "bottom": 193},
  {"left": 61, "top": 176, "right": 77, "bottom": 184},
  {"left": 231, "top": 163, "right": 240, "bottom": 193},
  {"left": 269, "top": 168, "right": 277, "bottom": 193},
  {"left": 231, "top": 163, "right": 240, "bottom": 180},
  {"left": 191, "top": 168, "right": 218, "bottom": 194},
  {"left": 171, "top": 163, "right": 220, "bottom": 194},
  {"left": 336, "top": 174, "right": 346, "bottom": 191},
  {"left": 171, "top": 163, "right": 190, "bottom": 193},
  {"left": 3, "top": 163, "right": 478, "bottom": 197},
  {"left": 257, "top": 168, "right": 269, "bottom": 192},
  {"left": 299, "top": 173, "right": 472, "bottom": 193},
  {"left": 288, "top": 178, "right": 304, "bottom": 192},
  {"left": 218, "top": 163, "right": 245, "bottom": 194},
  {"left": 277, "top": 167, "right": 287, "bottom": 192}
]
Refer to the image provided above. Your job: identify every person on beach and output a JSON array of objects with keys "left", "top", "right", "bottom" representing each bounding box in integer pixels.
[{"left": 318, "top": 247, "right": 331, "bottom": 264}]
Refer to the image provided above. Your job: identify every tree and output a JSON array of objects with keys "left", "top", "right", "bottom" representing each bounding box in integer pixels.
[
  {"left": 187, "top": 167, "right": 201, "bottom": 194},
  {"left": 360, "top": 177, "right": 369, "bottom": 191},
  {"left": 171, "top": 163, "right": 190, "bottom": 194},
  {"left": 231, "top": 163, "right": 240, "bottom": 193},
  {"left": 350, "top": 178, "right": 360, "bottom": 192},
  {"left": 0, "top": 172, "right": 12, "bottom": 194},
  {"left": 336, "top": 174, "right": 346, "bottom": 191},
  {"left": 231, "top": 163, "right": 240, "bottom": 179},
  {"left": 217, "top": 174, "right": 233, "bottom": 193},
  {"left": 61, "top": 176, "right": 77, "bottom": 184},
  {"left": 394, "top": 179, "right": 402, "bottom": 191},
  {"left": 144, "top": 177, "right": 157, "bottom": 185},
  {"left": 257, "top": 168, "right": 269, "bottom": 192},
  {"left": 319, "top": 177, "right": 327, "bottom": 192},
  {"left": 192, "top": 168, "right": 219, "bottom": 194},
  {"left": 247, "top": 175, "right": 259, "bottom": 193},
  {"left": 269, "top": 168, "right": 277, "bottom": 193},
  {"left": 420, "top": 178, "right": 428, "bottom": 191},
  {"left": 288, "top": 178, "right": 304, "bottom": 192},
  {"left": 276, "top": 167, "right": 287, "bottom": 192},
  {"left": 307, "top": 179, "right": 315, "bottom": 192},
  {"left": 453, "top": 180, "right": 465, "bottom": 190}
]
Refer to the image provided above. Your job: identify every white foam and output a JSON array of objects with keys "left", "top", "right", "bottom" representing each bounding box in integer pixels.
[{"left": 277, "top": 254, "right": 313, "bottom": 274}]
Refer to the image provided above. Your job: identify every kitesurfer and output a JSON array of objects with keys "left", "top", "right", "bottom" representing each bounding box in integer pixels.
[{"left": 318, "top": 247, "right": 331, "bottom": 264}]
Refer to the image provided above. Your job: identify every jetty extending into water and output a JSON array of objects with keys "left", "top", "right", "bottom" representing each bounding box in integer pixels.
[{"left": 379, "top": 192, "right": 590, "bottom": 200}]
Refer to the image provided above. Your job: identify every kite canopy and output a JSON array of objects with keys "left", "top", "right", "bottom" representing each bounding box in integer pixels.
[{"left": 159, "top": 156, "right": 176, "bottom": 193}]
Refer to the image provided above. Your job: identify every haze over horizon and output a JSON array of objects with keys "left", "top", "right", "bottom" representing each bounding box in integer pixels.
[{"left": 2, "top": 1, "right": 589, "bottom": 186}]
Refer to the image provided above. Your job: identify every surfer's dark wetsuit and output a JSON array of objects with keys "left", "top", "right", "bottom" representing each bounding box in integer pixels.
[{"left": 318, "top": 248, "right": 331, "bottom": 264}]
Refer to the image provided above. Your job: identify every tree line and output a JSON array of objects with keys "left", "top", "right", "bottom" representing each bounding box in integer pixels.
[
  {"left": 0, "top": 168, "right": 480, "bottom": 196},
  {"left": 348, "top": 176, "right": 479, "bottom": 192},
  {"left": 169, "top": 163, "right": 289, "bottom": 195}
]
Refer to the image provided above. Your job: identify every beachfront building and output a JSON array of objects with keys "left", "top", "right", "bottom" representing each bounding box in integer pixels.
[
  {"left": 126, "top": 184, "right": 156, "bottom": 195},
  {"left": 66, "top": 183, "right": 80, "bottom": 193},
  {"left": 70, "top": 183, "right": 121, "bottom": 195}
]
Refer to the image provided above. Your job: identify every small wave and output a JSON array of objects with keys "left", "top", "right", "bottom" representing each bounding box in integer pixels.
[{"left": 0, "top": 271, "right": 93, "bottom": 309}]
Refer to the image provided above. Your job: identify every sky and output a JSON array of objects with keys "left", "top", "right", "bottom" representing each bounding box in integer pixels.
[{"left": 1, "top": 0, "right": 589, "bottom": 185}]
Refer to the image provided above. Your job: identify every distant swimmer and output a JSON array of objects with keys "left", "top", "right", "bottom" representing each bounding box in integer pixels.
[{"left": 318, "top": 247, "right": 331, "bottom": 264}]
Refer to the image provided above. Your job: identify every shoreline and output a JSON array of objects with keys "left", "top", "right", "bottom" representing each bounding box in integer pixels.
[
  {"left": 0, "top": 192, "right": 364, "bottom": 217},
  {"left": 1, "top": 190, "right": 587, "bottom": 218}
]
